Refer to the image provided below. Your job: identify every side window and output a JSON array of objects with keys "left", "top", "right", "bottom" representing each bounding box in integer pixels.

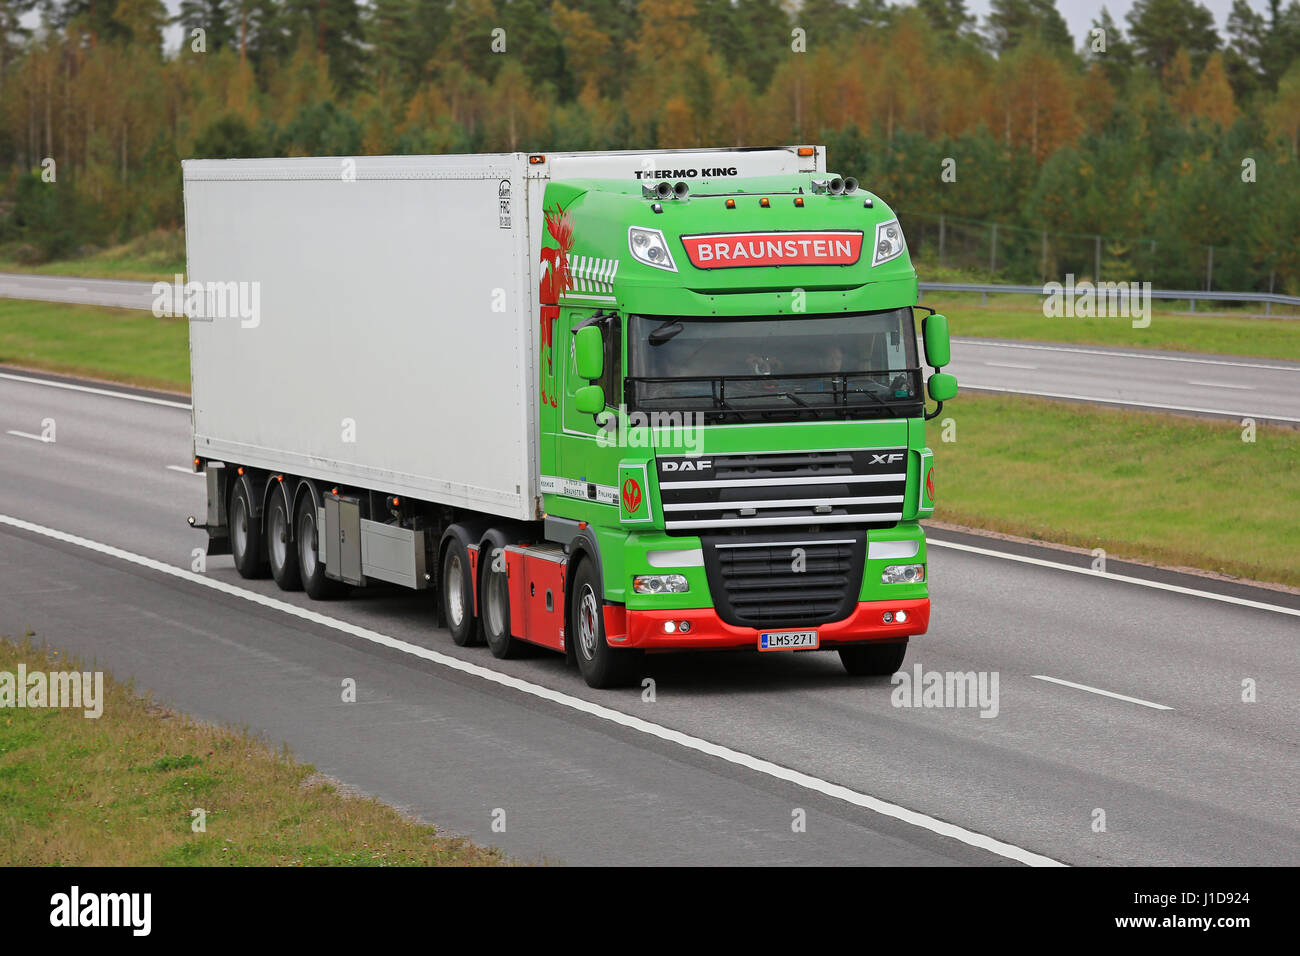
[{"left": 601, "top": 315, "right": 621, "bottom": 409}]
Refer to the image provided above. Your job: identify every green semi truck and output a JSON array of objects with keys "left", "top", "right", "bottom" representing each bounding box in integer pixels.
[{"left": 184, "top": 146, "right": 956, "bottom": 688}]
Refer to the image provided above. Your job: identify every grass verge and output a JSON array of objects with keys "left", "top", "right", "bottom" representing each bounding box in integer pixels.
[
  {"left": 929, "top": 394, "right": 1300, "bottom": 588},
  {"left": 0, "top": 230, "right": 185, "bottom": 282},
  {"left": 919, "top": 294, "right": 1300, "bottom": 363},
  {"left": 0, "top": 299, "right": 190, "bottom": 391},
  {"left": 0, "top": 636, "right": 504, "bottom": 866}
]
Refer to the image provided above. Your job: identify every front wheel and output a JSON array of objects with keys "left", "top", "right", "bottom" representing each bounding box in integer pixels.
[
  {"left": 839, "top": 640, "right": 908, "bottom": 676},
  {"left": 571, "top": 560, "right": 641, "bottom": 688}
]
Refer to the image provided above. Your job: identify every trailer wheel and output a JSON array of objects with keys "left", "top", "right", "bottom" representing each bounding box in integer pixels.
[
  {"left": 230, "top": 479, "right": 268, "bottom": 579},
  {"left": 441, "top": 538, "right": 480, "bottom": 646},
  {"left": 295, "top": 494, "right": 341, "bottom": 599},
  {"left": 571, "top": 559, "right": 641, "bottom": 689},
  {"left": 839, "top": 640, "right": 908, "bottom": 676},
  {"left": 266, "top": 489, "right": 302, "bottom": 591},
  {"left": 481, "top": 544, "right": 525, "bottom": 659}
]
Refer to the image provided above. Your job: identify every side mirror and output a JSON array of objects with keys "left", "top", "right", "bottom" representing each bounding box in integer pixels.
[
  {"left": 574, "top": 325, "right": 604, "bottom": 380},
  {"left": 575, "top": 384, "right": 605, "bottom": 414},
  {"left": 923, "top": 313, "right": 951, "bottom": 368},
  {"left": 927, "top": 372, "right": 958, "bottom": 402}
]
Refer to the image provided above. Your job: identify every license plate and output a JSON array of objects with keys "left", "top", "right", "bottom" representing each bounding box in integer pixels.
[{"left": 759, "top": 630, "right": 819, "bottom": 651}]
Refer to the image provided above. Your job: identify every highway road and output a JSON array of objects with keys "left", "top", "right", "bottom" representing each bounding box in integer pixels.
[
  {"left": 2, "top": 367, "right": 1297, "bottom": 866},
  {"left": 4, "top": 272, "right": 1299, "bottom": 425}
]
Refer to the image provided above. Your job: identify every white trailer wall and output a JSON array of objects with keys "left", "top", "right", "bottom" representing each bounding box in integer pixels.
[{"left": 183, "top": 154, "right": 539, "bottom": 521}]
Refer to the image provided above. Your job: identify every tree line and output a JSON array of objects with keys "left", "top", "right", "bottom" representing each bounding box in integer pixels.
[{"left": 1, "top": 0, "right": 1298, "bottom": 291}]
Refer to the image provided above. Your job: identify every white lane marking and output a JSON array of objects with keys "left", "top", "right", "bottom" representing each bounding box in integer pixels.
[
  {"left": 1186, "top": 379, "right": 1253, "bottom": 390},
  {"left": 983, "top": 361, "right": 1038, "bottom": 370},
  {"left": 0, "top": 512, "right": 1063, "bottom": 868},
  {"left": 166, "top": 465, "right": 201, "bottom": 475},
  {"left": 0, "top": 371, "right": 190, "bottom": 410},
  {"left": 953, "top": 339, "right": 1300, "bottom": 373},
  {"left": 959, "top": 384, "right": 1297, "bottom": 423},
  {"left": 6, "top": 430, "right": 51, "bottom": 443},
  {"left": 928, "top": 538, "right": 1300, "bottom": 619},
  {"left": 1032, "top": 675, "right": 1172, "bottom": 711}
]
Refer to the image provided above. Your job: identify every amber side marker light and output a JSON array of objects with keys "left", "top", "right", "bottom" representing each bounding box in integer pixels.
[
  {"left": 725, "top": 198, "right": 736, "bottom": 209},
  {"left": 759, "top": 197, "right": 771, "bottom": 208},
  {"left": 794, "top": 197, "right": 804, "bottom": 207},
  {"left": 528, "top": 154, "right": 545, "bottom": 164},
  {"left": 797, "top": 146, "right": 815, "bottom": 156}
]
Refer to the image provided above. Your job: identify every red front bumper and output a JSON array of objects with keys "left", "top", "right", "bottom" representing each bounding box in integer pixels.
[{"left": 607, "top": 598, "right": 930, "bottom": 650}]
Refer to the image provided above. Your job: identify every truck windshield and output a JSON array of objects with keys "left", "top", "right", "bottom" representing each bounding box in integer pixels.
[{"left": 627, "top": 308, "right": 923, "bottom": 423}]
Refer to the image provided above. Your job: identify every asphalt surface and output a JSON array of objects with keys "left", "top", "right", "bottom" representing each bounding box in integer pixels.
[
  {"left": 950, "top": 337, "right": 1300, "bottom": 426},
  {"left": 4, "top": 272, "right": 1299, "bottom": 424},
  {"left": 0, "top": 272, "right": 162, "bottom": 310},
  {"left": 1, "top": 368, "right": 1297, "bottom": 866}
]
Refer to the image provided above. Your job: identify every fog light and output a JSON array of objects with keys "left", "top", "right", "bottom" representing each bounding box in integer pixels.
[
  {"left": 896, "top": 610, "right": 908, "bottom": 623},
  {"left": 664, "top": 621, "right": 676, "bottom": 634},
  {"left": 882, "top": 564, "right": 925, "bottom": 584},
  {"left": 882, "top": 612, "right": 894, "bottom": 623},
  {"left": 678, "top": 620, "right": 692, "bottom": 633}
]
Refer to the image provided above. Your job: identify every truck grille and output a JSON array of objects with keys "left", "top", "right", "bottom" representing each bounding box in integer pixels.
[
  {"left": 657, "top": 448, "right": 906, "bottom": 534},
  {"left": 701, "top": 533, "right": 866, "bottom": 629}
]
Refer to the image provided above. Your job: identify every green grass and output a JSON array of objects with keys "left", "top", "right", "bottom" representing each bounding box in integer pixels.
[
  {"left": 920, "top": 293, "right": 1300, "bottom": 362},
  {"left": 0, "top": 299, "right": 190, "bottom": 391},
  {"left": 0, "top": 637, "right": 505, "bottom": 866},
  {"left": 928, "top": 393, "right": 1300, "bottom": 587},
  {"left": 0, "top": 229, "right": 185, "bottom": 282}
]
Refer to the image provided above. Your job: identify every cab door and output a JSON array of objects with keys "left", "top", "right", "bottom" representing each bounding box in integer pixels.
[{"left": 556, "top": 307, "right": 622, "bottom": 512}]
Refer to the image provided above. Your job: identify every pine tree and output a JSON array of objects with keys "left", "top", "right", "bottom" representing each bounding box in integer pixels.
[{"left": 1125, "top": 0, "right": 1220, "bottom": 74}]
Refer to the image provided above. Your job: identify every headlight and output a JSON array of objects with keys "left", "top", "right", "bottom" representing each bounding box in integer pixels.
[
  {"left": 628, "top": 226, "right": 677, "bottom": 272},
  {"left": 873, "top": 219, "right": 906, "bottom": 266},
  {"left": 633, "top": 573, "right": 690, "bottom": 594},
  {"left": 881, "top": 564, "right": 925, "bottom": 584}
]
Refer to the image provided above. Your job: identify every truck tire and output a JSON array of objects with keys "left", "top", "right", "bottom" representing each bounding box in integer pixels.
[
  {"left": 230, "top": 478, "right": 268, "bottom": 579},
  {"left": 839, "top": 640, "right": 908, "bottom": 676},
  {"left": 295, "top": 494, "right": 342, "bottom": 599},
  {"left": 266, "top": 488, "right": 302, "bottom": 591},
  {"left": 441, "top": 538, "right": 480, "bottom": 646},
  {"left": 571, "top": 559, "right": 641, "bottom": 689},
  {"left": 480, "top": 543, "right": 526, "bottom": 659}
]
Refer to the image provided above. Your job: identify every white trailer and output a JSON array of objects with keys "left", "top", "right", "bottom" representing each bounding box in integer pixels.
[
  {"left": 182, "top": 148, "right": 824, "bottom": 591},
  {"left": 184, "top": 149, "right": 822, "bottom": 518}
]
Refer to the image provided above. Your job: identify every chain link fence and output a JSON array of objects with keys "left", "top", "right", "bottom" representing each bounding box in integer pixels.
[{"left": 899, "top": 212, "right": 1281, "bottom": 295}]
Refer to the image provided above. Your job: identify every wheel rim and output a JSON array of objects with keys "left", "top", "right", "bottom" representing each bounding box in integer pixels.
[
  {"left": 231, "top": 495, "right": 248, "bottom": 560},
  {"left": 577, "top": 585, "right": 600, "bottom": 661},
  {"left": 486, "top": 555, "right": 508, "bottom": 637},
  {"left": 446, "top": 554, "right": 465, "bottom": 626},
  {"left": 299, "top": 509, "right": 318, "bottom": 579},
  {"left": 269, "top": 502, "right": 288, "bottom": 570}
]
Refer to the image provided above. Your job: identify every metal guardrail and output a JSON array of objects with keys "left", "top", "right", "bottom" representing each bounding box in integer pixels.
[{"left": 918, "top": 281, "right": 1300, "bottom": 317}]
